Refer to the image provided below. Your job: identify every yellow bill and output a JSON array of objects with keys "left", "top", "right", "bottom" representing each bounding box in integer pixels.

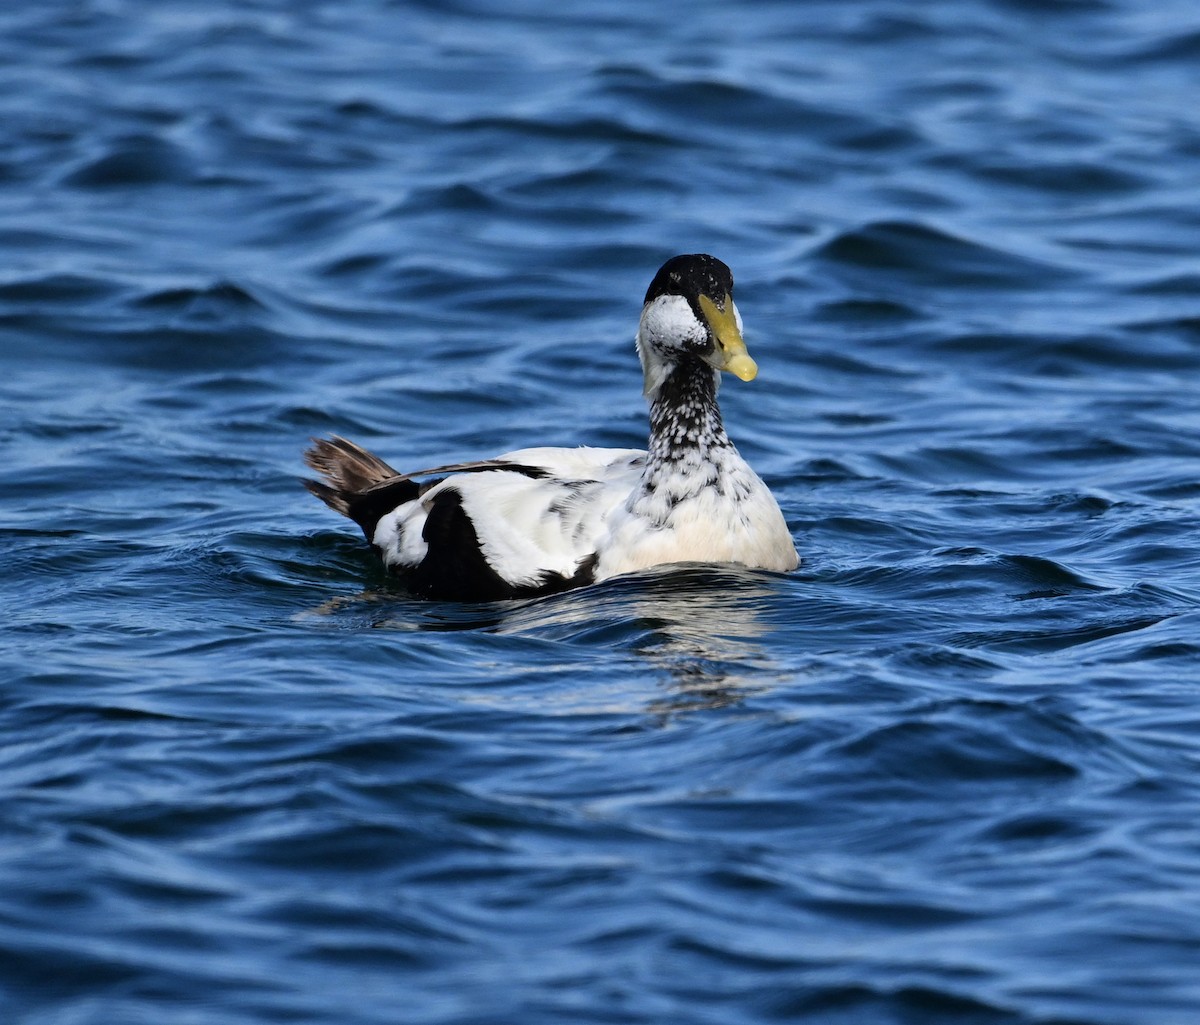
[{"left": 698, "top": 293, "right": 758, "bottom": 381}]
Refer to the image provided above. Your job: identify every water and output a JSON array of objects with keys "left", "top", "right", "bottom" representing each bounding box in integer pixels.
[{"left": 3, "top": 1, "right": 1200, "bottom": 1022}]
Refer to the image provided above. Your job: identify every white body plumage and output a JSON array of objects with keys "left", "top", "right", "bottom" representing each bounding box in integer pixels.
[{"left": 367, "top": 441, "right": 796, "bottom": 587}]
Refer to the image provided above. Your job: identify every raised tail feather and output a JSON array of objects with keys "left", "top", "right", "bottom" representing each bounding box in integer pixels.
[{"left": 303, "top": 435, "right": 422, "bottom": 540}]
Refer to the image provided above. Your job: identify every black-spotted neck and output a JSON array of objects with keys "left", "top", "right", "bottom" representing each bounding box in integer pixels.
[{"left": 645, "top": 357, "right": 733, "bottom": 474}]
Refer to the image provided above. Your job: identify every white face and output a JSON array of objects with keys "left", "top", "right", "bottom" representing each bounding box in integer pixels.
[
  {"left": 636, "top": 293, "right": 746, "bottom": 395},
  {"left": 639, "top": 294, "right": 707, "bottom": 356}
]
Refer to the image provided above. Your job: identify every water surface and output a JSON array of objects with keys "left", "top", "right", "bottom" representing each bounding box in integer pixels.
[{"left": 3, "top": 2, "right": 1200, "bottom": 1023}]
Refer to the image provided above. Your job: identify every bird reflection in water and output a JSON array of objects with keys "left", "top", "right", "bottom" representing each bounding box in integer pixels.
[
  {"left": 302, "top": 564, "right": 787, "bottom": 717},
  {"left": 512, "top": 565, "right": 783, "bottom": 719}
]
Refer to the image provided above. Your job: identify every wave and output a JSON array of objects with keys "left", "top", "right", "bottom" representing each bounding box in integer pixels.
[{"left": 812, "top": 220, "right": 1072, "bottom": 289}]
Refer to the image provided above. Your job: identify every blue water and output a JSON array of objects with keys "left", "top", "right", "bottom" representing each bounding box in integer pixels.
[{"left": 4, "top": 1, "right": 1200, "bottom": 1022}]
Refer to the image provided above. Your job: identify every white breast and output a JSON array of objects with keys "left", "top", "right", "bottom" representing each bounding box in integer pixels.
[{"left": 595, "top": 450, "right": 798, "bottom": 579}]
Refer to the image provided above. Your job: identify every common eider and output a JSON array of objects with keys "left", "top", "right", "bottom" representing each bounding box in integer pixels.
[{"left": 304, "top": 254, "right": 799, "bottom": 601}]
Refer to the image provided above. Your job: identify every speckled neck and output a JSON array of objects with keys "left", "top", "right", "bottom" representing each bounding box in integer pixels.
[{"left": 645, "top": 359, "right": 733, "bottom": 474}]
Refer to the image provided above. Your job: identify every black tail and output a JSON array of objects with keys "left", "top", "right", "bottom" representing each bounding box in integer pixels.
[{"left": 303, "top": 436, "right": 421, "bottom": 540}]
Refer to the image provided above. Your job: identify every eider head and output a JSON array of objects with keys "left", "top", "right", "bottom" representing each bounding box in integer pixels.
[{"left": 637, "top": 254, "right": 758, "bottom": 398}]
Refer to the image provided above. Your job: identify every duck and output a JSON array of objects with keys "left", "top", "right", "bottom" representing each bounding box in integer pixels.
[{"left": 303, "top": 253, "right": 798, "bottom": 601}]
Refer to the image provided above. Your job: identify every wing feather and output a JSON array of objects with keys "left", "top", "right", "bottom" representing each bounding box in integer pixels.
[{"left": 307, "top": 436, "right": 648, "bottom": 599}]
